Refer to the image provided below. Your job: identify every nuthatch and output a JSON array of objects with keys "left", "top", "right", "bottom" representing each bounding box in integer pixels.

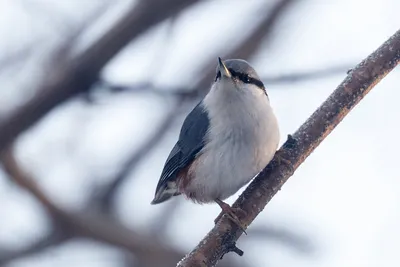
[{"left": 151, "top": 58, "right": 280, "bottom": 230}]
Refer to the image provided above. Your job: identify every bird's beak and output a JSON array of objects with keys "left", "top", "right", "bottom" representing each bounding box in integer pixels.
[{"left": 218, "top": 57, "right": 231, "bottom": 78}]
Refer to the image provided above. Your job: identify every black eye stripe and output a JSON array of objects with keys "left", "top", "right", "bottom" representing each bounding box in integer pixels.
[
  {"left": 228, "top": 69, "right": 265, "bottom": 90},
  {"left": 214, "top": 68, "right": 267, "bottom": 96}
]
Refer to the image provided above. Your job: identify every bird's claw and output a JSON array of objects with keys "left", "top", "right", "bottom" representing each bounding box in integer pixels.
[
  {"left": 214, "top": 199, "right": 248, "bottom": 234},
  {"left": 274, "top": 150, "right": 295, "bottom": 174}
]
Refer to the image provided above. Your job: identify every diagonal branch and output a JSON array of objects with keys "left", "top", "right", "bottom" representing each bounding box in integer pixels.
[
  {"left": 0, "top": 148, "right": 249, "bottom": 267},
  {"left": 0, "top": 148, "right": 184, "bottom": 267},
  {"left": 177, "top": 29, "right": 400, "bottom": 266},
  {"left": 0, "top": 0, "right": 200, "bottom": 153}
]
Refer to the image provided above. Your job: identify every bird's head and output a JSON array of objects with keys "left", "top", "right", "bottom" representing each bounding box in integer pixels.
[{"left": 214, "top": 57, "right": 267, "bottom": 96}]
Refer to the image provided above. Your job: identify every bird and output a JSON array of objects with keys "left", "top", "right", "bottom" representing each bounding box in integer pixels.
[{"left": 151, "top": 57, "right": 280, "bottom": 231}]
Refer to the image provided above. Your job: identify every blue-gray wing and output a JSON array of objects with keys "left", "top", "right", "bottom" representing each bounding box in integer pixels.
[{"left": 154, "top": 101, "right": 210, "bottom": 194}]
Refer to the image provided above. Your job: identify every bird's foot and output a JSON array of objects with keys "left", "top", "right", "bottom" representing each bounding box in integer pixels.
[
  {"left": 274, "top": 150, "right": 294, "bottom": 174},
  {"left": 214, "top": 199, "right": 247, "bottom": 234}
]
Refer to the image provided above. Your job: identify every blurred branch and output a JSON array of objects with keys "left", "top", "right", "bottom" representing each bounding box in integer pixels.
[
  {"left": 177, "top": 29, "right": 400, "bottom": 267},
  {"left": 0, "top": 0, "right": 200, "bottom": 154},
  {"left": 98, "top": 0, "right": 298, "bottom": 99},
  {"left": 262, "top": 64, "right": 352, "bottom": 84},
  {"left": 230, "top": 0, "right": 295, "bottom": 59},
  {"left": 0, "top": 147, "right": 247, "bottom": 267},
  {"left": 145, "top": 16, "right": 180, "bottom": 79},
  {"left": 0, "top": 148, "right": 183, "bottom": 267},
  {"left": 0, "top": 2, "right": 112, "bottom": 75},
  {"left": 95, "top": 103, "right": 185, "bottom": 212},
  {"left": 195, "top": 0, "right": 297, "bottom": 91},
  {"left": 96, "top": 63, "right": 353, "bottom": 98}
]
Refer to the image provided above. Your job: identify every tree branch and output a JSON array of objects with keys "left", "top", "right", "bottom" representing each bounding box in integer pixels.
[
  {"left": 177, "top": 29, "right": 400, "bottom": 267},
  {"left": 0, "top": 0, "right": 200, "bottom": 153}
]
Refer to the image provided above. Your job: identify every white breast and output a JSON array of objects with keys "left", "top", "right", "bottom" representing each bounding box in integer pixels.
[{"left": 185, "top": 82, "right": 280, "bottom": 203}]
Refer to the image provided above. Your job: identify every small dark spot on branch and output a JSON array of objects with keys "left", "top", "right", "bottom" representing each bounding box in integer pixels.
[
  {"left": 283, "top": 134, "right": 297, "bottom": 149},
  {"left": 221, "top": 242, "right": 244, "bottom": 259},
  {"left": 228, "top": 244, "right": 244, "bottom": 257}
]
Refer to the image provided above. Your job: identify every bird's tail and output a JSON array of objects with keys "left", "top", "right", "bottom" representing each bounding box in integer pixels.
[{"left": 151, "top": 183, "right": 181, "bottom": 205}]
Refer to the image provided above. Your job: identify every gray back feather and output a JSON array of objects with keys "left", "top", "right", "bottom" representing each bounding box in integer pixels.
[{"left": 155, "top": 101, "right": 209, "bottom": 192}]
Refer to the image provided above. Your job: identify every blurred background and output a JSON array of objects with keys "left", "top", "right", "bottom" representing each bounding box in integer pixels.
[{"left": 0, "top": 0, "right": 399, "bottom": 266}]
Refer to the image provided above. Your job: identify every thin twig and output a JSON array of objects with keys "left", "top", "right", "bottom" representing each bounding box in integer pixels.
[{"left": 177, "top": 29, "right": 400, "bottom": 267}]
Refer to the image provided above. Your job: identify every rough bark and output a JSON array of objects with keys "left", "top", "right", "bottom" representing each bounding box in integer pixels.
[{"left": 177, "top": 29, "right": 400, "bottom": 267}]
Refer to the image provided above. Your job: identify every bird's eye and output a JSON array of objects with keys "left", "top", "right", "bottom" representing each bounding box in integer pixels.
[
  {"left": 240, "top": 74, "right": 251, "bottom": 83},
  {"left": 215, "top": 71, "right": 221, "bottom": 82}
]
